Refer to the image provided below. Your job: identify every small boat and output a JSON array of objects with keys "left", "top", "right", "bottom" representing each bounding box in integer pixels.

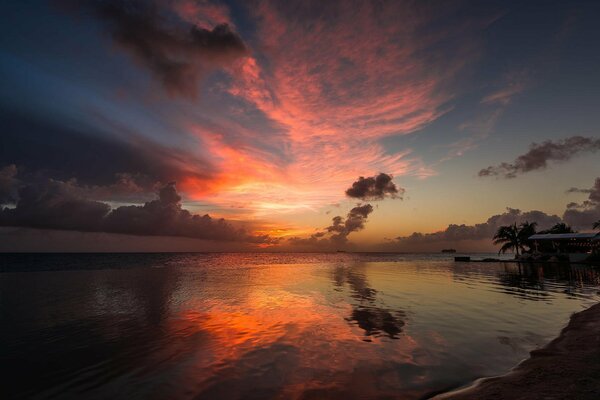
[{"left": 441, "top": 249, "right": 457, "bottom": 253}]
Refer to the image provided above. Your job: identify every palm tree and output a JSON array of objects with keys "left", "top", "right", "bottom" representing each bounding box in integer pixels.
[
  {"left": 594, "top": 220, "right": 600, "bottom": 230},
  {"left": 493, "top": 221, "right": 537, "bottom": 256},
  {"left": 518, "top": 221, "right": 537, "bottom": 252},
  {"left": 539, "top": 222, "right": 574, "bottom": 234},
  {"left": 494, "top": 223, "right": 522, "bottom": 256}
]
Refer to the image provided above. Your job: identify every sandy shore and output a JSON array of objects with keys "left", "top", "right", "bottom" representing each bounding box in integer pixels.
[{"left": 433, "top": 302, "right": 600, "bottom": 400}]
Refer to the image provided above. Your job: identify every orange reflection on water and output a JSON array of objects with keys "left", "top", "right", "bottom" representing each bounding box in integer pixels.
[
  {"left": 5, "top": 254, "right": 599, "bottom": 399},
  {"left": 163, "top": 263, "right": 426, "bottom": 399}
]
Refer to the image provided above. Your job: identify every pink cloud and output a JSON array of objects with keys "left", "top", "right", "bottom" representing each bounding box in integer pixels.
[
  {"left": 172, "top": 0, "right": 234, "bottom": 29},
  {"left": 165, "top": 1, "right": 490, "bottom": 219},
  {"left": 481, "top": 70, "right": 530, "bottom": 105}
]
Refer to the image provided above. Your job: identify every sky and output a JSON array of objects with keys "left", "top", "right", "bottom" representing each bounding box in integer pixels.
[{"left": 0, "top": 0, "right": 599, "bottom": 252}]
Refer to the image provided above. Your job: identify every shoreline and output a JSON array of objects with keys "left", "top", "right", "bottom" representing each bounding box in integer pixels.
[{"left": 432, "top": 302, "right": 600, "bottom": 400}]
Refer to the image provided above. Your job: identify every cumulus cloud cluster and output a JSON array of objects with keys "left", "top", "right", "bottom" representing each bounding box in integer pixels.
[
  {"left": 289, "top": 204, "right": 374, "bottom": 247},
  {"left": 390, "top": 175, "right": 600, "bottom": 250},
  {"left": 326, "top": 204, "right": 374, "bottom": 244},
  {"left": 0, "top": 174, "right": 272, "bottom": 243},
  {"left": 345, "top": 173, "right": 403, "bottom": 201},
  {"left": 289, "top": 173, "right": 402, "bottom": 248},
  {"left": 395, "top": 208, "right": 562, "bottom": 245},
  {"left": 479, "top": 136, "right": 600, "bottom": 178},
  {"left": 75, "top": 0, "right": 247, "bottom": 97},
  {"left": 563, "top": 177, "right": 600, "bottom": 229}
]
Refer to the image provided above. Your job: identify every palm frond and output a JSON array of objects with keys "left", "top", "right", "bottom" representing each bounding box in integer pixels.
[{"left": 498, "top": 242, "right": 514, "bottom": 254}]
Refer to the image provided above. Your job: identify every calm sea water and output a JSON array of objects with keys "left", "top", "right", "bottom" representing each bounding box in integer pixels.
[{"left": 1, "top": 253, "right": 599, "bottom": 400}]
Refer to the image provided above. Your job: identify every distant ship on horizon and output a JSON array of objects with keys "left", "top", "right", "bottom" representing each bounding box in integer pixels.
[{"left": 441, "top": 249, "right": 457, "bottom": 253}]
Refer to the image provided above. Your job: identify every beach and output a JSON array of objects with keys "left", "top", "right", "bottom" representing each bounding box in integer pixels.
[{"left": 435, "top": 302, "right": 600, "bottom": 400}]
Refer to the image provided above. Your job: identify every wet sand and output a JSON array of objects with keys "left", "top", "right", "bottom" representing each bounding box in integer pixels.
[{"left": 434, "top": 302, "right": 600, "bottom": 400}]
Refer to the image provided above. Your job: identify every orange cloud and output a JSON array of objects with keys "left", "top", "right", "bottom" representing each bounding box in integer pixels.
[
  {"left": 166, "top": 265, "right": 426, "bottom": 397},
  {"left": 169, "top": 1, "right": 486, "bottom": 221}
]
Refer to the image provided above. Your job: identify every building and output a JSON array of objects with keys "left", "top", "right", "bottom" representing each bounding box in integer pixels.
[{"left": 528, "top": 233, "right": 600, "bottom": 262}]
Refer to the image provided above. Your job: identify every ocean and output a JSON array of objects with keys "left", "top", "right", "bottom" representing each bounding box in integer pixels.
[{"left": 1, "top": 253, "right": 599, "bottom": 399}]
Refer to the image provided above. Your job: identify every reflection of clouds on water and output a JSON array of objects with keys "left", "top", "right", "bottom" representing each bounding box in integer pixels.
[
  {"left": 3, "top": 254, "right": 600, "bottom": 400},
  {"left": 191, "top": 343, "right": 301, "bottom": 399},
  {"left": 333, "top": 264, "right": 406, "bottom": 339},
  {"left": 349, "top": 308, "right": 405, "bottom": 339}
]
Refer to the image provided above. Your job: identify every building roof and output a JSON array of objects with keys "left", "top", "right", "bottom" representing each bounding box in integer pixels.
[{"left": 529, "top": 233, "right": 600, "bottom": 240}]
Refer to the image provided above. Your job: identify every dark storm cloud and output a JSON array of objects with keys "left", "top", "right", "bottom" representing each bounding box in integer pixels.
[
  {"left": 563, "top": 177, "right": 600, "bottom": 229},
  {"left": 479, "top": 136, "right": 600, "bottom": 178},
  {"left": 395, "top": 208, "right": 562, "bottom": 244},
  {"left": 345, "top": 173, "right": 403, "bottom": 201},
  {"left": 74, "top": 0, "right": 247, "bottom": 97},
  {"left": 0, "top": 179, "right": 111, "bottom": 231},
  {"left": 0, "top": 179, "right": 273, "bottom": 243},
  {"left": 289, "top": 203, "right": 374, "bottom": 247},
  {"left": 102, "top": 182, "right": 266, "bottom": 242},
  {"left": 1, "top": 110, "right": 214, "bottom": 193},
  {"left": 0, "top": 165, "right": 18, "bottom": 204}
]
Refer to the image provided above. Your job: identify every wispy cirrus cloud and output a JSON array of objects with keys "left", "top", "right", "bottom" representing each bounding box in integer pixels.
[
  {"left": 188, "top": 0, "right": 491, "bottom": 211},
  {"left": 58, "top": 0, "right": 492, "bottom": 219},
  {"left": 481, "top": 70, "right": 530, "bottom": 106},
  {"left": 479, "top": 136, "right": 600, "bottom": 178},
  {"left": 440, "top": 71, "right": 530, "bottom": 164}
]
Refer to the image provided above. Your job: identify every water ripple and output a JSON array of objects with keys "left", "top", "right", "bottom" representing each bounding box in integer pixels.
[{"left": 1, "top": 253, "right": 598, "bottom": 399}]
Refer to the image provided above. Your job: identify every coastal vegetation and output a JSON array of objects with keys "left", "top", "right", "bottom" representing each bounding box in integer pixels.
[
  {"left": 493, "top": 221, "right": 599, "bottom": 257},
  {"left": 537, "top": 222, "right": 574, "bottom": 234},
  {"left": 492, "top": 221, "right": 537, "bottom": 256}
]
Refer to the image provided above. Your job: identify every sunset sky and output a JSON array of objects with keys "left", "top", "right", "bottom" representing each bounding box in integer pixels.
[{"left": 1, "top": 0, "right": 599, "bottom": 251}]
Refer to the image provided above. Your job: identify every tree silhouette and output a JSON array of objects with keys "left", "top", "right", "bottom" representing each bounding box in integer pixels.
[
  {"left": 493, "top": 221, "right": 537, "bottom": 256},
  {"left": 538, "top": 223, "right": 574, "bottom": 234}
]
